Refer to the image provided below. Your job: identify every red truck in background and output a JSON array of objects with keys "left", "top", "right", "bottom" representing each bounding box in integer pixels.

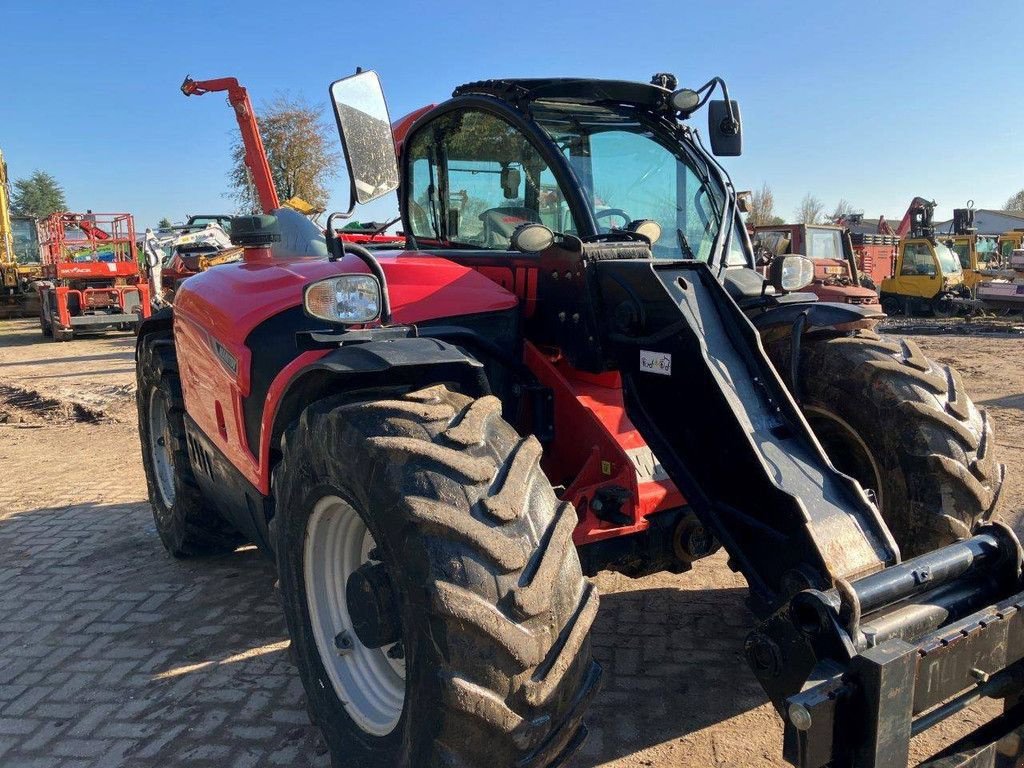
[{"left": 751, "top": 222, "right": 883, "bottom": 312}]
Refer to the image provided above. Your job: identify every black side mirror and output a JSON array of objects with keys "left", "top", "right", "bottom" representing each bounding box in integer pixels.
[
  {"left": 708, "top": 99, "right": 742, "bottom": 156},
  {"left": 329, "top": 70, "right": 400, "bottom": 210}
]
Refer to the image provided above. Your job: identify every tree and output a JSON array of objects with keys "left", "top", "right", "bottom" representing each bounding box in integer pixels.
[
  {"left": 830, "top": 198, "right": 856, "bottom": 222},
  {"left": 11, "top": 171, "right": 66, "bottom": 218},
  {"left": 1004, "top": 189, "right": 1024, "bottom": 211},
  {"left": 795, "top": 193, "right": 825, "bottom": 225},
  {"left": 158, "top": 217, "right": 173, "bottom": 229},
  {"left": 229, "top": 93, "right": 340, "bottom": 213},
  {"left": 747, "top": 183, "right": 780, "bottom": 226}
]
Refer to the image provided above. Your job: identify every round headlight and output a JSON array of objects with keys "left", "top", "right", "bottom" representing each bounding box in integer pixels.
[
  {"left": 769, "top": 255, "right": 815, "bottom": 292},
  {"left": 304, "top": 274, "right": 381, "bottom": 324}
]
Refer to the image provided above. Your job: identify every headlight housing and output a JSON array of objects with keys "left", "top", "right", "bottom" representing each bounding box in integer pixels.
[
  {"left": 769, "top": 255, "right": 815, "bottom": 292},
  {"left": 304, "top": 274, "right": 381, "bottom": 324}
]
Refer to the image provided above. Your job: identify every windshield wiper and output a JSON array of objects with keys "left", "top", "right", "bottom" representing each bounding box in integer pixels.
[{"left": 676, "top": 228, "right": 697, "bottom": 260}]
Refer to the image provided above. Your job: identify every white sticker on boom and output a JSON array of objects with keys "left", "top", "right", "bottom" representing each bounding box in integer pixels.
[{"left": 640, "top": 350, "right": 672, "bottom": 376}]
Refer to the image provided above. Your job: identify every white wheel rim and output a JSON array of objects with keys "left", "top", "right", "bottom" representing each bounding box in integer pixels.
[
  {"left": 304, "top": 495, "right": 406, "bottom": 736},
  {"left": 805, "top": 405, "right": 885, "bottom": 511},
  {"left": 148, "top": 388, "right": 176, "bottom": 508}
]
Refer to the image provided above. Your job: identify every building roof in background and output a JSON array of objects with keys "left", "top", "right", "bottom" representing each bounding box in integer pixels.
[
  {"left": 934, "top": 209, "right": 1024, "bottom": 235},
  {"left": 844, "top": 217, "right": 898, "bottom": 236}
]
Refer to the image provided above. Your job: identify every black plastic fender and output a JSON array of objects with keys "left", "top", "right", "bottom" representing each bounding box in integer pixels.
[
  {"left": 135, "top": 306, "right": 174, "bottom": 359},
  {"left": 305, "top": 335, "right": 486, "bottom": 383},
  {"left": 268, "top": 336, "right": 489, "bottom": 458},
  {"left": 748, "top": 300, "right": 881, "bottom": 335}
]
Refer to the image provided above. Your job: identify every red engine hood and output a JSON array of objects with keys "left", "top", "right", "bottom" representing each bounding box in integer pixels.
[{"left": 173, "top": 251, "right": 519, "bottom": 347}]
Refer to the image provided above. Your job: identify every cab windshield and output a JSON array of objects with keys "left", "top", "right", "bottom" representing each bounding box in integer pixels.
[
  {"left": 976, "top": 236, "right": 997, "bottom": 265},
  {"left": 11, "top": 218, "right": 40, "bottom": 265},
  {"left": 532, "top": 103, "right": 747, "bottom": 265},
  {"left": 804, "top": 227, "right": 843, "bottom": 259}
]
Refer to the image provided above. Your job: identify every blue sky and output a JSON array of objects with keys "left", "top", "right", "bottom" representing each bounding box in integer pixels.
[{"left": 3, "top": 0, "right": 1022, "bottom": 230}]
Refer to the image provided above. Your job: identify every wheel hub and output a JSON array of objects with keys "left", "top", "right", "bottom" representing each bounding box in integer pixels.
[
  {"left": 303, "top": 495, "right": 406, "bottom": 736},
  {"left": 148, "top": 388, "right": 176, "bottom": 508},
  {"left": 346, "top": 562, "right": 401, "bottom": 649}
]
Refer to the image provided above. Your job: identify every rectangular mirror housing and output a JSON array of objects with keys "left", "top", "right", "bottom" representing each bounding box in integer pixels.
[
  {"left": 708, "top": 99, "right": 742, "bottom": 156},
  {"left": 329, "top": 71, "right": 401, "bottom": 207}
]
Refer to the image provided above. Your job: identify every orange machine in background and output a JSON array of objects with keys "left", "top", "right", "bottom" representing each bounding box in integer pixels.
[{"left": 38, "top": 211, "right": 150, "bottom": 340}]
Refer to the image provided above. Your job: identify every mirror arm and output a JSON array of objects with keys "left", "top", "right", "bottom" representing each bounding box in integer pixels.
[
  {"left": 693, "top": 76, "right": 738, "bottom": 132},
  {"left": 325, "top": 210, "right": 392, "bottom": 325}
]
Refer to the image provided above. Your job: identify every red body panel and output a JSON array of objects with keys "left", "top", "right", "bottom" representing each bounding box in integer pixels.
[
  {"left": 54, "top": 261, "right": 140, "bottom": 279},
  {"left": 173, "top": 251, "right": 519, "bottom": 490},
  {"left": 524, "top": 343, "right": 683, "bottom": 546},
  {"left": 175, "top": 250, "right": 683, "bottom": 544},
  {"left": 853, "top": 241, "right": 896, "bottom": 285}
]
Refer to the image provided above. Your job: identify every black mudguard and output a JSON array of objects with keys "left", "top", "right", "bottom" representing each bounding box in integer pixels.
[
  {"left": 305, "top": 335, "right": 487, "bottom": 384},
  {"left": 748, "top": 299, "right": 882, "bottom": 338},
  {"left": 268, "top": 335, "right": 489, "bottom": 459},
  {"left": 135, "top": 306, "right": 174, "bottom": 359}
]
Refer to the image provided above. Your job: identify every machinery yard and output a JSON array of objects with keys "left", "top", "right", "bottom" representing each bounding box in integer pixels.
[
  {"left": 1, "top": 318, "right": 1022, "bottom": 766},
  {"left": 5, "top": 4, "right": 1024, "bottom": 765}
]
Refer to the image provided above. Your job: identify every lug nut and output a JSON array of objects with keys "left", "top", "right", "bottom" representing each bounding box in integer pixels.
[{"left": 334, "top": 631, "right": 353, "bottom": 655}]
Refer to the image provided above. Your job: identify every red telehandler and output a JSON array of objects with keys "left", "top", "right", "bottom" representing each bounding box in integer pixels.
[
  {"left": 39, "top": 211, "right": 151, "bottom": 340},
  {"left": 136, "top": 71, "right": 1017, "bottom": 768}
]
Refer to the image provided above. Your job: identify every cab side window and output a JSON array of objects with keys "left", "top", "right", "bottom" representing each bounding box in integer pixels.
[
  {"left": 901, "top": 243, "right": 936, "bottom": 276},
  {"left": 405, "top": 110, "right": 573, "bottom": 249}
]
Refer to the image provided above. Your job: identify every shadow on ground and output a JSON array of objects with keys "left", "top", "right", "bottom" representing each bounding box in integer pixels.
[
  {"left": 1, "top": 502, "right": 768, "bottom": 767},
  {"left": 569, "top": 581, "right": 768, "bottom": 765}
]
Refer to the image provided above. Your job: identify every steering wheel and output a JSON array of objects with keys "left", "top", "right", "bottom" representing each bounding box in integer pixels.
[{"left": 594, "top": 208, "right": 632, "bottom": 231}]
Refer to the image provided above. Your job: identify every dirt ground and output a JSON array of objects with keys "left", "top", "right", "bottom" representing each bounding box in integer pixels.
[{"left": 0, "top": 317, "right": 1022, "bottom": 767}]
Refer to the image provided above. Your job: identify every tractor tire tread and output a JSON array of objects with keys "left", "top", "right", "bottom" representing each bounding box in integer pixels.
[
  {"left": 136, "top": 332, "right": 243, "bottom": 557},
  {"left": 274, "top": 384, "right": 599, "bottom": 768},
  {"left": 778, "top": 329, "right": 1004, "bottom": 557}
]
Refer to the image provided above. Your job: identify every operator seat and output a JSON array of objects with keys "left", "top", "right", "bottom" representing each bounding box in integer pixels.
[{"left": 479, "top": 206, "right": 540, "bottom": 249}]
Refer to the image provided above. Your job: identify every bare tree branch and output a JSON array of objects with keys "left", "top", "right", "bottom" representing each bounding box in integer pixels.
[
  {"left": 229, "top": 93, "right": 341, "bottom": 213},
  {"left": 795, "top": 193, "right": 825, "bottom": 225}
]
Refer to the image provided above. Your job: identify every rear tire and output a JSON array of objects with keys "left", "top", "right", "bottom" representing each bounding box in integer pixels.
[
  {"left": 773, "top": 330, "right": 1003, "bottom": 557},
  {"left": 274, "top": 384, "right": 601, "bottom": 768},
  {"left": 137, "top": 332, "right": 243, "bottom": 557}
]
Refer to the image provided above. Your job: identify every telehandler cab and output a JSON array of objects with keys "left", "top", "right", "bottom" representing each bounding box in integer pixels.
[{"left": 137, "top": 70, "right": 1017, "bottom": 768}]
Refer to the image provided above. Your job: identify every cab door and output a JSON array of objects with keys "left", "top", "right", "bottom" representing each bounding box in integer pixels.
[
  {"left": 883, "top": 240, "right": 940, "bottom": 299},
  {"left": 403, "top": 106, "right": 580, "bottom": 319}
]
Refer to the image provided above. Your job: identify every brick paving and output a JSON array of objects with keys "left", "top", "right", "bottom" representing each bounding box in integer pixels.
[
  {"left": 4, "top": 320, "right": 1018, "bottom": 766},
  {"left": 0, "top": 409, "right": 786, "bottom": 767}
]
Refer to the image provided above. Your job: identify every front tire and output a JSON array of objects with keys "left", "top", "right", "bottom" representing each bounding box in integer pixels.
[
  {"left": 137, "top": 332, "right": 243, "bottom": 557},
  {"left": 774, "top": 330, "right": 1003, "bottom": 557},
  {"left": 274, "top": 384, "right": 601, "bottom": 768}
]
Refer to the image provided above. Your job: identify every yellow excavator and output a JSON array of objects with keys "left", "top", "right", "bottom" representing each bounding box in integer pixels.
[{"left": 0, "top": 148, "right": 43, "bottom": 318}]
